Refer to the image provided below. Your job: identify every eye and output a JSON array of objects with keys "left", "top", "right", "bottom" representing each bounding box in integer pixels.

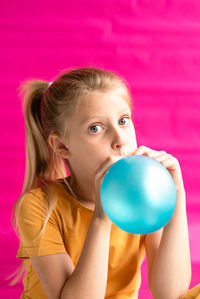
[
  {"left": 89, "top": 124, "right": 103, "bottom": 134},
  {"left": 119, "top": 116, "right": 129, "bottom": 126}
]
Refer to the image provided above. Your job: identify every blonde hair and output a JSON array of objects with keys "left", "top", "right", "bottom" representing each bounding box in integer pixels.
[{"left": 6, "top": 66, "right": 133, "bottom": 286}]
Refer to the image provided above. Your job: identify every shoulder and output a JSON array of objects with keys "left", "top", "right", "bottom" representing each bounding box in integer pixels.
[
  {"left": 16, "top": 183, "right": 63, "bottom": 242},
  {"left": 17, "top": 182, "right": 62, "bottom": 224},
  {"left": 17, "top": 181, "right": 73, "bottom": 222},
  {"left": 18, "top": 181, "right": 62, "bottom": 210},
  {"left": 17, "top": 186, "right": 47, "bottom": 215}
]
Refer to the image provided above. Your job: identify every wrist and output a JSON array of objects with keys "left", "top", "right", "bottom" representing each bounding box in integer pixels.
[
  {"left": 93, "top": 210, "right": 112, "bottom": 228},
  {"left": 176, "top": 186, "right": 186, "bottom": 202}
]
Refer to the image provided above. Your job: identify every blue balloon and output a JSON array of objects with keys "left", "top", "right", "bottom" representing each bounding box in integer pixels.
[{"left": 100, "top": 155, "right": 177, "bottom": 234}]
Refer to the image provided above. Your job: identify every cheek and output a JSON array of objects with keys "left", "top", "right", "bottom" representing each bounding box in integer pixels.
[
  {"left": 84, "top": 142, "right": 110, "bottom": 171},
  {"left": 76, "top": 139, "right": 104, "bottom": 163},
  {"left": 128, "top": 126, "right": 137, "bottom": 150}
]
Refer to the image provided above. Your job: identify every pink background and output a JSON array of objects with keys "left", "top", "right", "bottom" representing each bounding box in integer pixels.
[{"left": 0, "top": 1, "right": 200, "bottom": 298}]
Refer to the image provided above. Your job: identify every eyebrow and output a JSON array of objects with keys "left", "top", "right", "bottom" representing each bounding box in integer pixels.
[{"left": 80, "top": 108, "right": 131, "bottom": 126}]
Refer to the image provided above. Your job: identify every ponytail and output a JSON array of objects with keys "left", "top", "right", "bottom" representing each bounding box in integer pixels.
[
  {"left": 20, "top": 80, "right": 64, "bottom": 191},
  {"left": 6, "top": 80, "right": 66, "bottom": 286}
]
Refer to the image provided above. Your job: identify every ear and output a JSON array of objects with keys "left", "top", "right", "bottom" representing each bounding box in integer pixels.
[{"left": 48, "top": 134, "right": 71, "bottom": 159}]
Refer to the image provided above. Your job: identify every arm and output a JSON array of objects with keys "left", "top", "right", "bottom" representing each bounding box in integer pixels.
[
  {"left": 134, "top": 145, "right": 191, "bottom": 299},
  {"left": 148, "top": 188, "right": 191, "bottom": 299},
  {"left": 31, "top": 156, "right": 118, "bottom": 299},
  {"left": 61, "top": 214, "right": 112, "bottom": 299},
  {"left": 31, "top": 213, "right": 112, "bottom": 299},
  {"left": 61, "top": 156, "right": 119, "bottom": 299},
  {"left": 144, "top": 227, "right": 164, "bottom": 289}
]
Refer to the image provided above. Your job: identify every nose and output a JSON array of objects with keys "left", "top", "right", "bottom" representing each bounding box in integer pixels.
[{"left": 111, "top": 127, "right": 126, "bottom": 154}]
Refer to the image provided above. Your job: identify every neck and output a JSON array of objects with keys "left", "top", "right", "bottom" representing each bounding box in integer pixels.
[{"left": 64, "top": 175, "right": 96, "bottom": 205}]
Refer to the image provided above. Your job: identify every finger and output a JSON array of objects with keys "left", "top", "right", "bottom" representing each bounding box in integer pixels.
[
  {"left": 160, "top": 156, "right": 179, "bottom": 169},
  {"left": 133, "top": 148, "right": 174, "bottom": 168},
  {"left": 95, "top": 156, "right": 122, "bottom": 181},
  {"left": 146, "top": 150, "right": 167, "bottom": 158},
  {"left": 133, "top": 145, "right": 155, "bottom": 156},
  {"left": 146, "top": 153, "right": 172, "bottom": 164},
  {"left": 144, "top": 151, "right": 173, "bottom": 167},
  {"left": 95, "top": 157, "right": 119, "bottom": 189}
]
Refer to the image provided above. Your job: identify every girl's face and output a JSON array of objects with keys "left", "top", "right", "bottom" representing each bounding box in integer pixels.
[{"left": 65, "top": 89, "right": 137, "bottom": 180}]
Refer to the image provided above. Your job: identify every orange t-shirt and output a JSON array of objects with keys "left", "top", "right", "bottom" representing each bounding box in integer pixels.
[{"left": 16, "top": 180, "right": 146, "bottom": 299}]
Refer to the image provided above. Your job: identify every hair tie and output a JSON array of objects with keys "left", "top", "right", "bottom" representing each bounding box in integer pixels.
[{"left": 48, "top": 81, "right": 53, "bottom": 88}]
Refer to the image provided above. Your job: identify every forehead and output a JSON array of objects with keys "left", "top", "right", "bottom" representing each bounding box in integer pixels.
[{"left": 77, "top": 89, "right": 131, "bottom": 115}]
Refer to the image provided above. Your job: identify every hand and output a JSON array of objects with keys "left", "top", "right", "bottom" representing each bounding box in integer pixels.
[
  {"left": 93, "top": 155, "right": 123, "bottom": 223},
  {"left": 133, "top": 145, "right": 185, "bottom": 194}
]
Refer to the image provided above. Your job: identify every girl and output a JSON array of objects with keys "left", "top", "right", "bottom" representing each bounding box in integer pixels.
[{"left": 9, "top": 66, "right": 197, "bottom": 299}]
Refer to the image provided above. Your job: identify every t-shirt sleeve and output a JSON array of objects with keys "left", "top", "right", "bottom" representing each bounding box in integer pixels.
[{"left": 16, "top": 190, "right": 67, "bottom": 259}]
